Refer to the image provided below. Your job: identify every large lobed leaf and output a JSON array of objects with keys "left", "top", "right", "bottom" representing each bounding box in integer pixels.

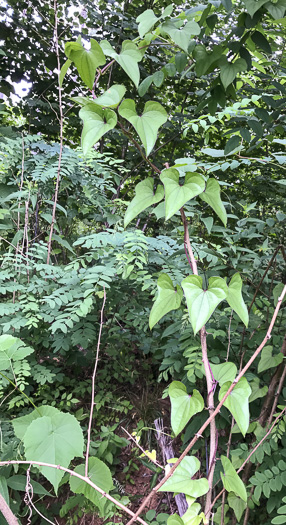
[{"left": 13, "top": 406, "right": 84, "bottom": 493}]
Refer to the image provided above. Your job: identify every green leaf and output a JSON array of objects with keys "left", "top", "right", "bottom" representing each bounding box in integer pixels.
[
  {"left": 220, "top": 58, "right": 247, "bottom": 89},
  {"left": 0, "top": 476, "right": 9, "bottom": 505},
  {"left": 124, "top": 178, "right": 164, "bottom": 228},
  {"left": 158, "top": 456, "right": 209, "bottom": 497},
  {"left": 220, "top": 456, "right": 247, "bottom": 501},
  {"left": 199, "top": 178, "right": 227, "bottom": 226},
  {"left": 79, "top": 104, "right": 117, "bottom": 155},
  {"left": 219, "top": 378, "right": 252, "bottom": 436},
  {"left": 100, "top": 40, "right": 141, "bottom": 87},
  {"left": 210, "top": 362, "right": 237, "bottom": 386},
  {"left": 169, "top": 381, "right": 204, "bottom": 436},
  {"left": 224, "top": 135, "right": 240, "bottom": 155},
  {"left": 167, "top": 515, "right": 184, "bottom": 525},
  {"left": 7, "top": 475, "right": 51, "bottom": 496},
  {"left": 160, "top": 169, "right": 205, "bottom": 220},
  {"left": 251, "top": 31, "right": 272, "bottom": 54},
  {"left": 118, "top": 99, "right": 167, "bottom": 156},
  {"left": 149, "top": 274, "right": 183, "bottom": 330},
  {"left": 228, "top": 492, "right": 247, "bottom": 521},
  {"left": 266, "top": 0, "right": 286, "bottom": 19},
  {"left": 243, "top": 0, "right": 268, "bottom": 17},
  {"left": 59, "top": 59, "right": 71, "bottom": 87},
  {"left": 182, "top": 275, "right": 228, "bottom": 334},
  {"left": 70, "top": 457, "right": 113, "bottom": 513},
  {"left": 14, "top": 406, "right": 84, "bottom": 493},
  {"left": 258, "top": 346, "right": 284, "bottom": 374},
  {"left": 161, "top": 20, "right": 200, "bottom": 53},
  {"left": 273, "top": 283, "right": 286, "bottom": 306},
  {"left": 65, "top": 39, "right": 106, "bottom": 90},
  {"left": 136, "top": 9, "right": 159, "bottom": 37},
  {"left": 138, "top": 76, "right": 153, "bottom": 97},
  {"left": 226, "top": 273, "right": 249, "bottom": 327},
  {"left": 153, "top": 70, "right": 165, "bottom": 87},
  {"left": 0, "top": 335, "right": 34, "bottom": 370},
  {"left": 193, "top": 44, "right": 223, "bottom": 77},
  {"left": 93, "top": 85, "right": 126, "bottom": 108}
]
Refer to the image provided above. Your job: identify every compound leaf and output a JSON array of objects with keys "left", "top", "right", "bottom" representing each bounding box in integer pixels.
[
  {"left": 124, "top": 178, "right": 164, "bottom": 228},
  {"left": 182, "top": 275, "right": 228, "bottom": 334},
  {"left": 149, "top": 274, "right": 183, "bottom": 330},
  {"left": 199, "top": 178, "right": 227, "bottom": 226},
  {"left": 79, "top": 104, "right": 117, "bottom": 155},
  {"left": 119, "top": 99, "right": 167, "bottom": 156},
  {"left": 219, "top": 378, "right": 252, "bottom": 436},
  {"left": 158, "top": 456, "right": 209, "bottom": 498},
  {"left": 226, "top": 273, "right": 249, "bottom": 326},
  {"left": 169, "top": 381, "right": 204, "bottom": 436},
  {"left": 160, "top": 169, "right": 205, "bottom": 220}
]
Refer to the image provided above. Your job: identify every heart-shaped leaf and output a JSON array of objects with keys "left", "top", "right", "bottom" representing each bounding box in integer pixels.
[
  {"left": 226, "top": 273, "right": 249, "bottom": 326},
  {"left": 199, "top": 178, "right": 227, "bottom": 226},
  {"left": 169, "top": 381, "right": 204, "bottom": 436},
  {"left": 161, "top": 20, "right": 201, "bottom": 53},
  {"left": 136, "top": 9, "right": 159, "bottom": 37},
  {"left": 0, "top": 335, "right": 34, "bottom": 370},
  {"left": 182, "top": 275, "right": 228, "bottom": 334},
  {"left": 79, "top": 104, "right": 117, "bottom": 155},
  {"left": 220, "top": 456, "right": 247, "bottom": 502},
  {"left": 220, "top": 57, "right": 247, "bottom": 89},
  {"left": 100, "top": 40, "right": 142, "bottom": 87},
  {"left": 160, "top": 169, "right": 205, "bottom": 220},
  {"left": 14, "top": 406, "right": 84, "bottom": 493},
  {"left": 149, "top": 274, "right": 183, "bottom": 330},
  {"left": 210, "top": 362, "right": 237, "bottom": 386},
  {"left": 124, "top": 178, "right": 164, "bottom": 228},
  {"left": 228, "top": 493, "right": 247, "bottom": 522},
  {"left": 65, "top": 39, "right": 106, "bottom": 89},
  {"left": 70, "top": 457, "right": 113, "bottom": 513},
  {"left": 93, "top": 85, "right": 126, "bottom": 108},
  {"left": 119, "top": 99, "right": 167, "bottom": 156},
  {"left": 159, "top": 456, "right": 209, "bottom": 498},
  {"left": 258, "top": 345, "right": 284, "bottom": 374},
  {"left": 218, "top": 378, "right": 252, "bottom": 436},
  {"left": 167, "top": 515, "right": 184, "bottom": 525}
]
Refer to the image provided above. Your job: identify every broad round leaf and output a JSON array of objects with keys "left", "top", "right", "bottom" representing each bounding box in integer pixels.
[
  {"left": 161, "top": 20, "right": 200, "bottom": 53},
  {"left": 220, "top": 57, "right": 247, "bottom": 89},
  {"left": 182, "top": 275, "right": 228, "bottom": 334},
  {"left": 119, "top": 99, "right": 167, "bottom": 156},
  {"left": 0, "top": 334, "right": 34, "bottom": 370},
  {"left": 124, "top": 178, "right": 164, "bottom": 228},
  {"left": 149, "top": 274, "right": 183, "bottom": 330},
  {"left": 199, "top": 178, "right": 227, "bottom": 226},
  {"left": 65, "top": 39, "right": 106, "bottom": 90},
  {"left": 93, "top": 85, "right": 126, "bottom": 108},
  {"left": 210, "top": 362, "right": 237, "bottom": 386},
  {"left": 136, "top": 9, "right": 159, "bottom": 38},
  {"left": 220, "top": 456, "right": 247, "bottom": 502},
  {"left": 160, "top": 169, "right": 205, "bottom": 220},
  {"left": 70, "top": 457, "right": 113, "bottom": 513},
  {"left": 219, "top": 378, "right": 252, "bottom": 436},
  {"left": 79, "top": 104, "right": 117, "bottom": 155},
  {"left": 169, "top": 381, "right": 204, "bottom": 436},
  {"left": 226, "top": 273, "right": 249, "bottom": 326},
  {"left": 100, "top": 40, "right": 141, "bottom": 87},
  {"left": 258, "top": 345, "right": 283, "bottom": 374},
  {"left": 21, "top": 406, "right": 84, "bottom": 493},
  {"left": 159, "top": 456, "right": 209, "bottom": 498}
]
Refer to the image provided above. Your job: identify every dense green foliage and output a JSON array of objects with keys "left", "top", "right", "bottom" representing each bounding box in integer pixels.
[{"left": 0, "top": 0, "right": 286, "bottom": 524}]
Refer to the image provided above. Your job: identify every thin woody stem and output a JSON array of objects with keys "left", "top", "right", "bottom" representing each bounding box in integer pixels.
[
  {"left": 85, "top": 288, "right": 106, "bottom": 477},
  {"left": 126, "top": 284, "right": 286, "bottom": 525}
]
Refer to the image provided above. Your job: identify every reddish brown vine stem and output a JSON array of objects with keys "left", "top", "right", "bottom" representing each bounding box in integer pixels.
[{"left": 126, "top": 284, "right": 286, "bottom": 525}]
